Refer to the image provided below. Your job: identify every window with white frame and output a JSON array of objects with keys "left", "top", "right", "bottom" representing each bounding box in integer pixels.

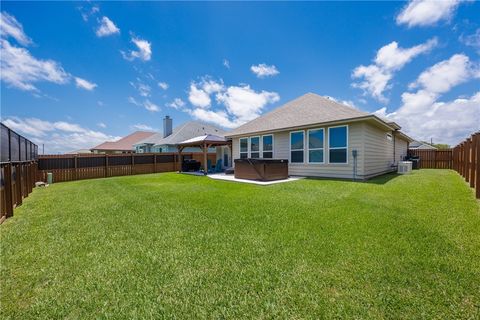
[
  {"left": 328, "top": 125, "right": 348, "bottom": 163},
  {"left": 308, "top": 128, "right": 324, "bottom": 163},
  {"left": 262, "top": 135, "right": 273, "bottom": 158},
  {"left": 240, "top": 138, "right": 248, "bottom": 159},
  {"left": 250, "top": 136, "right": 260, "bottom": 158},
  {"left": 290, "top": 131, "right": 304, "bottom": 163}
]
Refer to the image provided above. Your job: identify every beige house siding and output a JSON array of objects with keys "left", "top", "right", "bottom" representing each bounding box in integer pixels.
[
  {"left": 362, "top": 124, "right": 395, "bottom": 178},
  {"left": 232, "top": 122, "right": 365, "bottom": 179},
  {"left": 394, "top": 135, "right": 408, "bottom": 163},
  {"left": 230, "top": 121, "right": 412, "bottom": 180}
]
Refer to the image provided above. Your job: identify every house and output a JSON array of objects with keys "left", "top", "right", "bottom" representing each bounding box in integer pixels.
[
  {"left": 225, "top": 93, "right": 413, "bottom": 180},
  {"left": 66, "top": 149, "right": 92, "bottom": 154},
  {"left": 91, "top": 131, "right": 156, "bottom": 154},
  {"left": 409, "top": 141, "right": 438, "bottom": 150}
]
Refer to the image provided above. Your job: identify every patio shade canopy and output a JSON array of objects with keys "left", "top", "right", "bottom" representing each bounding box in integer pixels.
[
  {"left": 177, "top": 134, "right": 231, "bottom": 174},
  {"left": 178, "top": 134, "right": 230, "bottom": 147}
]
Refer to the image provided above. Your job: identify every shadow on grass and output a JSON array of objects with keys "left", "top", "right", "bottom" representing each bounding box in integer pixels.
[
  {"left": 303, "top": 172, "right": 401, "bottom": 185},
  {"left": 364, "top": 172, "right": 401, "bottom": 185}
]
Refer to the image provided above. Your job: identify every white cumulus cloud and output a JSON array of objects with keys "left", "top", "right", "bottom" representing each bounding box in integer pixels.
[
  {"left": 131, "top": 124, "right": 156, "bottom": 131},
  {"left": 0, "top": 11, "right": 96, "bottom": 93},
  {"left": 121, "top": 35, "right": 152, "bottom": 61},
  {"left": 376, "top": 54, "right": 480, "bottom": 145},
  {"left": 96, "top": 16, "right": 120, "bottom": 37},
  {"left": 396, "top": 0, "right": 466, "bottom": 27},
  {"left": 0, "top": 39, "right": 70, "bottom": 91},
  {"left": 75, "top": 77, "right": 97, "bottom": 91},
  {"left": 250, "top": 63, "right": 280, "bottom": 78},
  {"left": 166, "top": 98, "right": 186, "bottom": 110},
  {"left": 2, "top": 117, "right": 121, "bottom": 154},
  {"left": 0, "top": 11, "right": 32, "bottom": 46},
  {"left": 158, "top": 82, "right": 168, "bottom": 90},
  {"left": 352, "top": 38, "right": 437, "bottom": 102},
  {"left": 188, "top": 78, "right": 225, "bottom": 109},
  {"left": 143, "top": 100, "right": 160, "bottom": 112},
  {"left": 216, "top": 85, "right": 280, "bottom": 123},
  {"left": 184, "top": 76, "right": 280, "bottom": 128}
]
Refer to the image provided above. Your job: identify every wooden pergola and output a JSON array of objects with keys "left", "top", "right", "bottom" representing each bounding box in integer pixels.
[{"left": 177, "top": 134, "right": 231, "bottom": 175}]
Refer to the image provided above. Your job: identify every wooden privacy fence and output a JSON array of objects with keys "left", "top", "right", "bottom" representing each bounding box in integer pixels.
[
  {"left": 452, "top": 132, "right": 480, "bottom": 199},
  {"left": 407, "top": 149, "right": 453, "bottom": 169},
  {"left": 37, "top": 152, "right": 216, "bottom": 183},
  {"left": 1, "top": 162, "right": 37, "bottom": 223},
  {"left": 1, "top": 122, "right": 38, "bottom": 223}
]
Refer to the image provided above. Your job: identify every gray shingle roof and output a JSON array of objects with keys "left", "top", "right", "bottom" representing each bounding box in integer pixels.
[
  {"left": 225, "top": 93, "right": 370, "bottom": 137},
  {"left": 134, "top": 121, "right": 227, "bottom": 147}
]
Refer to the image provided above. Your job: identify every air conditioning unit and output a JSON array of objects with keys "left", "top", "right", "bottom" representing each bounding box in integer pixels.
[{"left": 398, "top": 161, "right": 412, "bottom": 174}]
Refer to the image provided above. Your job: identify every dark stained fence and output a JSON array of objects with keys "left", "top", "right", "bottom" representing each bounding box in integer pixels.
[
  {"left": 452, "top": 132, "right": 480, "bottom": 199},
  {"left": 36, "top": 152, "right": 217, "bottom": 183},
  {"left": 1, "top": 123, "right": 38, "bottom": 223},
  {"left": 407, "top": 149, "right": 453, "bottom": 169}
]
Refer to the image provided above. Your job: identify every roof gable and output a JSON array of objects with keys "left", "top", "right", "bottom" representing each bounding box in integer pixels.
[
  {"left": 225, "top": 93, "right": 369, "bottom": 137},
  {"left": 91, "top": 131, "right": 155, "bottom": 151}
]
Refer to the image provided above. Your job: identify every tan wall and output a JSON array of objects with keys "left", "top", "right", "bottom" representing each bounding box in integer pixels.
[
  {"left": 394, "top": 134, "right": 408, "bottom": 164},
  {"left": 362, "top": 124, "right": 395, "bottom": 177},
  {"left": 231, "top": 122, "right": 366, "bottom": 179}
]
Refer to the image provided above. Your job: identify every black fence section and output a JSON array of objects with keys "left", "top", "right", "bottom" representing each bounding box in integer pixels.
[
  {"left": 1, "top": 122, "right": 38, "bottom": 223},
  {"left": 1, "top": 123, "right": 38, "bottom": 163},
  {"left": 38, "top": 157, "right": 75, "bottom": 170},
  {"left": 156, "top": 154, "right": 175, "bottom": 163}
]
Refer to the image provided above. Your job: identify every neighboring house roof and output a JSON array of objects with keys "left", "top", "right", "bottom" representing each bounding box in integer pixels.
[
  {"left": 134, "top": 121, "right": 226, "bottom": 147},
  {"left": 66, "top": 149, "right": 92, "bottom": 154},
  {"left": 91, "top": 131, "right": 155, "bottom": 151},
  {"left": 409, "top": 141, "right": 438, "bottom": 150},
  {"left": 225, "top": 93, "right": 391, "bottom": 137}
]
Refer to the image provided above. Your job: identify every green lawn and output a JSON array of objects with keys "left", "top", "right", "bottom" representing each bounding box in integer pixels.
[{"left": 1, "top": 170, "right": 479, "bottom": 319}]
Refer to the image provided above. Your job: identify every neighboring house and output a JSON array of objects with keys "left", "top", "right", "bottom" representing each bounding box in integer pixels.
[
  {"left": 91, "top": 131, "right": 156, "bottom": 154},
  {"left": 66, "top": 149, "right": 92, "bottom": 154},
  {"left": 134, "top": 117, "right": 231, "bottom": 167},
  {"left": 409, "top": 141, "right": 438, "bottom": 150},
  {"left": 134, "top": 117, "right": 226, "bottom": 152},
  {"left": 225, "top": 93, "right": 413, "bottom": 180}
]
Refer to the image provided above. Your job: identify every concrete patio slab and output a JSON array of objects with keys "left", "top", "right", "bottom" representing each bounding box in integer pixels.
[{"left": 208, "top": 173, "right": 304, "bottom": 185}]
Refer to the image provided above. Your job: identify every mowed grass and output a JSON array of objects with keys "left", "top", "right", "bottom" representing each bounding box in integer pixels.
[{"left": 1, "top": 170, "right": 479, "bottom": 319}]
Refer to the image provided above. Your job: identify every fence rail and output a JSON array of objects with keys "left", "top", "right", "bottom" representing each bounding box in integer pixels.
[
  {"left": 407, "top": 149, "right": 452, "bottom": 169},
  {"left": 36, "top": 152, "right": 216, "bottom": 183},
  {"left": 1, "top": 123, "right": 38, "bottom": 223}
]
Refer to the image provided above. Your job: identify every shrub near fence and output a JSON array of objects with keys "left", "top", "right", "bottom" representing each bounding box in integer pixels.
[
  {"left": 1, "top": 123, "right": 38, "bottom": 223},
  {"left": 37, "top": 152, "right": 217, "bottom": 183}
]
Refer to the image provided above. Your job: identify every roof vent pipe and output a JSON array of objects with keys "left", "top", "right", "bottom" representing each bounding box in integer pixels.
[{"left": 163, "top": 116, "right": 173, "bottom": 138}]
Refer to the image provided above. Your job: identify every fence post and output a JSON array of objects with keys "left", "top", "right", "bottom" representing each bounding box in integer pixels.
[
  {"left": 464, "top": 139, "right": 470, "bottom": 182},
  {"left": 15, "top": 164, "right": 22, "bottom": 206},
  {"left": 153, "top": 153, "right": 157, "bottom": 173},
  {"left": 131, "top": 154, "right": 134, "bottom": 175},
  {"left": 74, "top": 155, "right": 78, "bottom": 181},
  {"left": 475, "top": 133, "right": 480, "bottom": 199},
  {"left": 4, "top": 164, "right": 14, "bottom": 218},
  {"left": 105, "top": 154, "right": 109, "bottom": 178},
  {"left": 470, "top": 134, "right": 476, "bottom": 188}
]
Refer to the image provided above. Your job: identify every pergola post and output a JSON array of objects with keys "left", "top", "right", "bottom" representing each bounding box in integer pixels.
[
  {"left": 203, "top": 142, "right": 208, "bottom": 175},
  {"left": 177, "top": 146, "right": 184, "bottom": 173}
]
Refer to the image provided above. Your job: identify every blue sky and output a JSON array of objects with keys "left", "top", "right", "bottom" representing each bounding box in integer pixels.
[{"left": 1, "top": 1, "right": 479, "bottom": 153}]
